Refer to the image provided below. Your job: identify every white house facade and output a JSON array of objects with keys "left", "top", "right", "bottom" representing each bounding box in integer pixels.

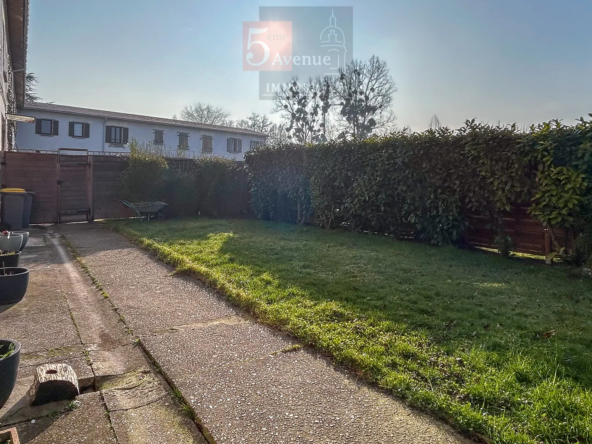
[
  {"left": 0, "top": 0, "right": 28, "bottom": 152},
  {"left": 16, "top": 103, "right": 266, "bottom": 160}
]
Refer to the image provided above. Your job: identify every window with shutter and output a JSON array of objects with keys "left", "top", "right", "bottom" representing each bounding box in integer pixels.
[
  {"left": 69, "top": 122, "right": 87, "bottom": 138},
  {"left": 105, "top": 126, "right": 127, "bottom": 145},
  {"left": 201, "top": 135, "right": 213, "bottom": 154},
  {"left": 154, "top": 130, "right": 164, "bottom": 145},
  {"left": 36, "top": 119, "right": 54, "bottom": 136},
  {"left": 250, "top": 140, "right": 262, "bottom": 149},
  {"left": 227, "top": 138, "right": 242, "bottom": 153},
  {"left": 178, "top": 132, "right": 189, "bottom": 149}
]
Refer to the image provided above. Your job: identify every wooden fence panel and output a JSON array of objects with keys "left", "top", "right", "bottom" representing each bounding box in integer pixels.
[
  {"left": 92, "top": 156, "right": 134, "bottom": 219},
  {"left": 2, "top": 152, "right": 58, "bottom": 223},
  {"left": 1, "top": 152, "right": 572, "bottom": 258},
  {"left": 59, "top": 154, "right": 90, "bottom": 219}
]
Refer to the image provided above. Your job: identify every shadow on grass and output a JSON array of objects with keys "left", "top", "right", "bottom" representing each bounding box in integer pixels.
[
  {"left": 116, "top": 218, "right": 592, "bottom": 387},
  {"left": 109, "top": 217, "right": 592, "bottom": 442}
]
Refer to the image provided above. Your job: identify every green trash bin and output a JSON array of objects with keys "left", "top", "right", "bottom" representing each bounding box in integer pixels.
[{"left": 1, "top": 189, "right": 27, "bottom": 231}]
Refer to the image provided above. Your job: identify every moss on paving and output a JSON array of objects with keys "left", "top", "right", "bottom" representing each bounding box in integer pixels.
[{"left": 109, "top": 218, "right": 592, "bottom": 444}]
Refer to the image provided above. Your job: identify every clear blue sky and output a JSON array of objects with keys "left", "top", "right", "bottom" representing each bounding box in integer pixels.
[{"left": 28, "top": 0, "right": 592, "bottom": 131}]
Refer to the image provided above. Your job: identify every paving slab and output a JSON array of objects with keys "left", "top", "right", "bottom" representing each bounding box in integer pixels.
[
  {"left": 141, "top": 322, "right": 296, "bottom": 381},
  {"left": 146, "top": 325, "right": 465, "bottom": 443},
  {"left": 0, "top": 341, "right": 94, "bottom": 426},
  {"left": 0, "top": 264, "right": 81, "bottom": 354},
  {"left": 89, "top": 343, "right": 150, "bottom": 385},
  {"left": 62, "top": 224, "right": 241, "bottom": 334},
  {"left": 109, "top": 397, "right": 208, "bottom": 444},
  {"left": 101, "top": 370, "right": 166, "bottom": 411},
  {"left": 13, "top": 392, "right": 117, "bottom": 444},
  {"left": 0, "top": 310, "right": 81, "bottom": 355},
  {"left": 101, "top": 371, "right": 207, "bottom": 444}
]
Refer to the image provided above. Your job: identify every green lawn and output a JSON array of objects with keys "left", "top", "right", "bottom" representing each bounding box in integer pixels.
[{"left": 110, "top": 218, "right": 592, "bottom": 444}]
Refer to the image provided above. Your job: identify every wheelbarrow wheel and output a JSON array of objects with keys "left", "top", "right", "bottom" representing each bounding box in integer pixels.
[{"left": 155, "top": 211, "right": 166, "bottom": 221}]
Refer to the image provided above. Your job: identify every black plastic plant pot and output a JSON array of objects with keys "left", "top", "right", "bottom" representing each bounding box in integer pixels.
[
  {"left": 0, "top": 267, "right": 29, "bottom": 305},
  {"left": 0, "top": 252, "right": 20, "bottom": 268},
  {"left": 0, "top": 339, "right": 21, "bottom": 408}
]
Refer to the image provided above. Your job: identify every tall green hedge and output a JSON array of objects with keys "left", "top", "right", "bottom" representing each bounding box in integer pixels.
[
  {"left": 120, "top": 149, "right": 250, "bottom": 218},
  {"left": 245, "top": 117, "right": 592, "bottom": 250},
  {"left": 119, "top": 140, "right": 169, "bottom": 202}
]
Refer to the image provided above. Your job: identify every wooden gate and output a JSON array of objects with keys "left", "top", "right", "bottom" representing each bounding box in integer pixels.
[
  {"left": 1, "top": 151, "right": 132, "bottom": 223},
  {"left": 57, "top": 149, "right": 93, "bottom": 223}
]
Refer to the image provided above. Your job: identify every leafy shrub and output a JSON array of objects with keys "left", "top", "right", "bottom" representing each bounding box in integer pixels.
[
  {"left": 119, "top": 144, "right": 250, "bottom": 218},
  {"left": 120, "top": 139, "right": 168, "bottom": 202},
  {"left": 165, "top": 162, "right": 199, "bottom": 218},
  {"left": 525, "top": 118, "right": 592, "bottom": 255},
  {"left": 194, "top": 156, "right": 248, "bottom": 217},
  {"left": 246, "top": 144, "right": 311, "bottom": 223},
  {"left": 246, "top": 116, "right": 592, "bottom": 250}
]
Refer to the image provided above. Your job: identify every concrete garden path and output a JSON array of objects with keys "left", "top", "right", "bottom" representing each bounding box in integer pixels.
[
  {"left": 0, "top": 227, "right": 207, "bottom": 443},
  {"left": 59, "top": 223, "right": 472, "bottom": 444}
]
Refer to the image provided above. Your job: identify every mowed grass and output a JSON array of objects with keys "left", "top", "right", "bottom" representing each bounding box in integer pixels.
[{"left": 110, "top": 218, "right": 592, "bottom": 443}]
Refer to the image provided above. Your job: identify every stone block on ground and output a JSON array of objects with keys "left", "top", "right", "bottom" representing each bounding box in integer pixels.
[{"left": 29, "top": 364, "right": 79, "bottom": 406}]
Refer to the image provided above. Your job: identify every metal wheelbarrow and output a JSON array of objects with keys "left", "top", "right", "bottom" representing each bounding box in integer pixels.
[{"left": 120, "top": 200, "right": 168, "bottom": 221}]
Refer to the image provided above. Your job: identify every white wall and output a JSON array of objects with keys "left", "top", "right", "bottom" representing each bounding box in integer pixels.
[
  {"left": 0, "top": 1, "right": 10, "bottom": 151},
  {"left": 16, "top": 109, "right": 265, "bottom": 160}
]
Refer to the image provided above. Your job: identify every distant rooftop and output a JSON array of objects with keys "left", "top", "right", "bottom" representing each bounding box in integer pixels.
[{"left": 22, "top": 102, "right": 266, "bottom": 137}]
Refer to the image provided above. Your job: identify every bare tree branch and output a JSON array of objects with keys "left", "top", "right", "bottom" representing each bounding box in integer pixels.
[
  {"left": 235, "top": 113, "right": 273, "bottom": 134},
  {"left": 332, "top": 56, "right": 396, "bottom": 139},
  {"left": 429, "top": 115, "right": 441, "bottom": 130},
  {"left": 180, "top": 103, "right": 230, "bottom": 125},
  {"left": 273, "top": 77, "right": 332, "bottom": 144}
]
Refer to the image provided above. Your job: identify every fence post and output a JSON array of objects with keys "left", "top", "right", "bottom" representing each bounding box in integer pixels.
[{"left": 544, "top": 230, "right": 552, "bottom": 265}]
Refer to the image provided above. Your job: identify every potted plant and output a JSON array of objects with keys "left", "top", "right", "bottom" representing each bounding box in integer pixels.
[
  {"left": 0, "top": 339, "right": 21, "bottom": 409},
  {"left": 0, "top": 251, "right": 20, "bottom": 268},
  {"left": 10, "top": 231, "right": 29, "bottom": 251},
  {"left": 0, "top": 233, "right": 22, "bottom": 253},
  {"left": 0, "top": 427, "right": 20, "bottom": 444},
  {"left": 0, "top": 268, "right": 29, "bottom": 305}
]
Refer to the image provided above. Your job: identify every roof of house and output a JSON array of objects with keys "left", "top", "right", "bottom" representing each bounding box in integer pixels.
[
  {"left": 6, "top": 0, "right": 29, "bottom": 109},
  {"left": 22, "top": 102, "right": 267, "bottom": 137}
]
